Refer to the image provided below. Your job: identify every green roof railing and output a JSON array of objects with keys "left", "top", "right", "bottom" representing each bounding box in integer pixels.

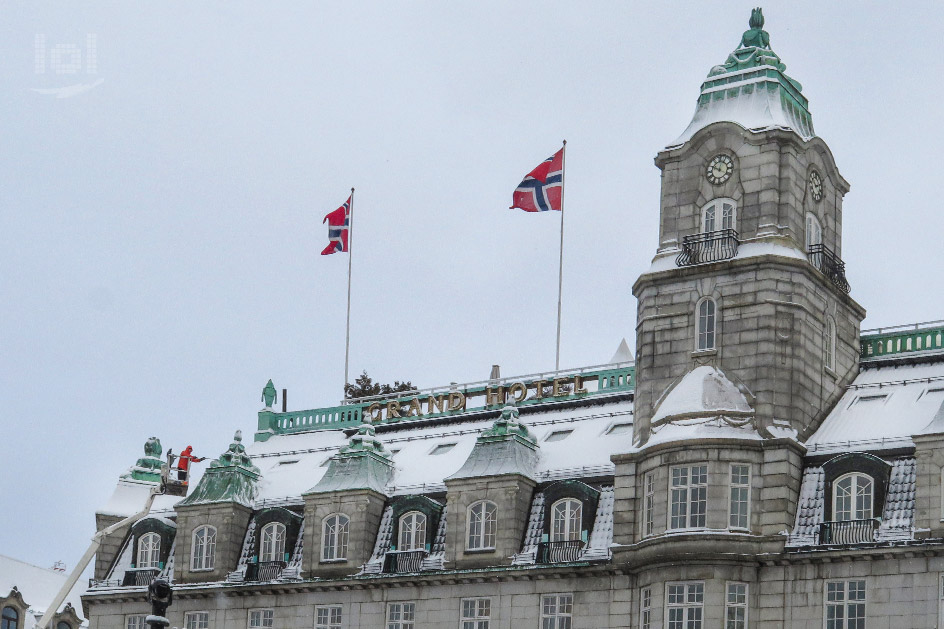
[{"left": 860, "top": 320, "right": 944, "bottom": 361}]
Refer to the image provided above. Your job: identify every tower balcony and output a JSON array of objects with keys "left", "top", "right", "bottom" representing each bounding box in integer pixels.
[
  {"left": 807, "top": 244, "right": 850, "bottom": 293},
  {"left": 676, "top": 229, "right": 740, "bottom": 266}
]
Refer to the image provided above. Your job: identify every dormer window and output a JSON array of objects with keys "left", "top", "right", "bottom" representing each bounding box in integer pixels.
[
  {"left": 321, "top": 513, "right": 350, "bottom": 561},
  {"left": 260, "top": 522, "right": 286, "bottom": 562},
  {"left": 137, "top": 532, "right": 161, "bottom": 569},
  {"left": 398, "top": 511, "right": 427, "bottom": 551},
  {"left": 550, "top": 499, "right": 583, "bottom": 542},
  {"left": 191, "top": 525, "right": 216, "bottom": 571},
  {"left": 702, "top": 199, "right": 736, "bottom": 234},
  {"left": 467, "top": 501, "right": 497, "bottom": 550},
  {"left": 2, "top": 607, "right": 18, "bottom": 629},
  {"left": 834, "top": 473, "right": 873, "bottom": 521}
]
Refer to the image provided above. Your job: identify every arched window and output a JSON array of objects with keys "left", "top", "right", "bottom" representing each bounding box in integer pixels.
[
  {"left": 833, "top": 473, "right": 873, "bottom": 521},
  {"left": 321, "top": 513, "right": 350, "bottom": 561},
  {"left": 696, "top": 298, "right": 717, "bottom": 351},
  {"left": 260, "top": 522, "right": 286, "bottom": 562},
  {"left": 806, "top": 213, "right": 823, "bottom": 250},
  {"left": 825, "top": 316, "right": 836, "bottom": 371},
  {"left": 550, "top": 498, "right": 583, "bottom": 542},
  {"left": 191, "top": 525, "right": 216, "bottom": 571},
  {"left": 2, "top": 607, "right": 18, "bottom": 629},
  {"left": 702, "top": 199, "right": 736, "bottom": 234},
  {"left": 398, "top": 511, "right": 427, "bottom": 551},
  {"left": 466, "top": 501, "right": 497, "bottom": 550},
  {"left": 137, "top": 532, "right": 161, "bottom": 569}
]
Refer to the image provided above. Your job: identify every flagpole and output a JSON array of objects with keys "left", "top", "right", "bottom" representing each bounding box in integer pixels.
[
  {"left": 344, "top": 187, "right": 355, "bottom": 389},
  {"left": 555, "top": 140, "right": 566, "bottom": 371}
]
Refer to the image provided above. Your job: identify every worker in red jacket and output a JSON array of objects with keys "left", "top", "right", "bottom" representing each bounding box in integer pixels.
[{"left": 177, "top": 446, "right": 205, "bottom": 484}]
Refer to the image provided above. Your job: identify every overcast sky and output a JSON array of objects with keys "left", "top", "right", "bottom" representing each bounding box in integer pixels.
[{"left": 2, "top": 2, "right": 943, "bottom": 572}]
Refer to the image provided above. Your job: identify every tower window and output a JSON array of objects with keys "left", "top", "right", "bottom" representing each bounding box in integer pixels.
[
  {"left": 806, "top": 213, "right": 823, "bottom": 250},
  {"left": 696, "top": 298, "right": 717, "bottom": 351},
  {"left": 825, "top": 316, "right": 837, "bottom": 371},
  {"left": 702, "top": 199, "right": 736, "bottom": 233}
]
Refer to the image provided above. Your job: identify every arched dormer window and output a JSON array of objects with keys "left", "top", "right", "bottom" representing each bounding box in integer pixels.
[
  {"left": 190, "top": 525, "right": 216, "bottom": 571},
  {"left": 702, "top": 198, "right": 736, "bottom": 234},
  {"left": 2, "top": 607, "right": 18, "bottom": 629},
  {"left": 260, "top": 522, "right": 286, "bottom": 562},
  {"left": 398, "top": 511, "right": 427, "bottom": 551},
  {"left": 825, "top": 316, "right": 837, "bottom": 371},
  {"left": 550, "top": 498, "right": 582, "bottom": 542},
  {"left": 137, "top": 532, "right": 161, "bottom": 569},
  {"left": 321, "top": 513, "right": 350, "bottom": 561},
  {"left": 834, "top": 473, "right": 873, "bottom": 521},
  {"left": 696, "top": 297, "right": 717, "bottom": 351},
  {"left": 466, "top": 501, "right": 497, "bottom": 550},
  {"left": 806, "top": 212, "right": 823, "bottom": 251}
]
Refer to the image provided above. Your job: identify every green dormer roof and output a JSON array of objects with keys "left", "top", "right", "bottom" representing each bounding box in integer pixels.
[
  {"left": 178, "top": 431, "right": 261, "bottom": 507},
  {"left": 305, "top": 423, "right": 395, "bottom": 494},
  {"left": 670, "top": 8, "right": 814, "bottom": 147},
  {"left": 447, "top": 404, "right": 539, "bottom": 482}
]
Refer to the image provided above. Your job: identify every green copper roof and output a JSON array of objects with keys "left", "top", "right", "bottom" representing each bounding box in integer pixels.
[
  {"left": 305, "top": 423, "right": 395, "bottom": 494},
  {"left": 447, "top": 404, "right": 540, "bottom": 481},
  {"left": 671, "top": 8, "right": 814, "bottom": 147},
  {"left": 178, "top": 431, "right": 261, "bottom": 507}
]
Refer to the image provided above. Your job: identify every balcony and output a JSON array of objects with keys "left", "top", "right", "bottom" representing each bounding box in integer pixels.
[
  {"left": 818, "top": 519, "right": 879, "bottom": 545},
  {"left": 244, "top": 560, "right": 286, "bottom": 582},
  {"left": 536, "top": 540, "right": 586, "bottom": 564},
  {"left": 383, "top": 550, "right": 427, "bottom": 573},
  {"left": 120, "top": 568, "right": 159, "bottom": 587},
  {"left": 676, "top": 229, "right": 739, "bottom": 266},
  {"left": 807, "top": 244, "right": 850, "bottom": 293}
]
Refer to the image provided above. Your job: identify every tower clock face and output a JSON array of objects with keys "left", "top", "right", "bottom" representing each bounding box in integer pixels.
[
  {"left": 706, "top": 154, "right": 734, "bottom": 185},
  {"left": 809, "top": 170, "right": 824, "bottom": 202}
]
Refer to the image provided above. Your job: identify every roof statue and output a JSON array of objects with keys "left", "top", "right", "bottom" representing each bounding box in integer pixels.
[
  {"left": 261, "top": 379, "right": 277, "bottom": 409},
  {"left": 122, "top": 437, "right": 164, "bottom": 482},
  {"left": 739, "top": 8, "right": 769, "bottom": 49},
  {"left": 177, "top": 430, "right": 261, "bottom": 507}
]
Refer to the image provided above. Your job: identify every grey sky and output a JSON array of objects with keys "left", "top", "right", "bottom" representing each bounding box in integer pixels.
[{"left": 1, "top": 2, "right": 942, "bottom": 570}]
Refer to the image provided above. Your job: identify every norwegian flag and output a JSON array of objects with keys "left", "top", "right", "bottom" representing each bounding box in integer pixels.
[
  {"left": 321, "top": 195, "right": 351, "bottom": 255},
  {"left": 511, "top": 147, "right": 564, "bottom": 212}
]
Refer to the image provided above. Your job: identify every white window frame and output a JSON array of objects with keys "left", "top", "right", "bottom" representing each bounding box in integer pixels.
[
  {"left": 460, "top": 597, "right": 491, "bottom": 629},
  {"left": 466, "top": 500, "right": 497, "bottom": 551},
  {"left": 728, "top": 464, "right": 750, "bottom": 530},
  {"left": 398, "top": 511, "right": 427, "bottom": 552},
  {"left": 725, "top": 582, "right": 748, "bottom": 629},
  {"left": 806, "top": 212, "right": 823, "bottom": 250},
  {"left": 669, "top": 465, "right": 708, "bottom": 530},
  {"left": 321, "top": 513, "right": 350, "bottom": 562},
  {"left": 825, "top": 316, "right": 837, "bottom": 372},
  {"left": 540, "top": 593, "right": 573, "bottom": 629},
  {"left": 125, "top": 616, "right": 147, "bottom": 629},
  {"left": 183, "top": 611, "right": 210, "bottom": 629},
  {"left": 550, "top": 498, "right": 583, "bottom": 542},
  {"left": 640, "top": 587, "right": 651, "bottom": 629},
  {"left": 824, "top": 579, "right": 866, "bottom": 629},
  {"left": 696, "top": 297, "right": 717, "bottom": 351},
  {"left": 386, "top": 601, "right": 416, "bottom": 629},
  {"left": 832, "top": 473, "right": 874, "bottom": 521},
  {"left": 190, "top": 525, "right": 216, "bottom": 571},
  {"left": 643, "top": 472, "right": 655, "bottom": 537},
  {"left": 665, "top": 582, "right": 704, "bottom": 629},
  {"left": 259, "top": 522, "right": 286, "bottom": 562},
  {"left": 314, "top": 605, "right": 342, "bottom": 629},
  {"left": 701, "top": 198, "right": 737, "bottom": 234},
  {"left": 136, "top": 532, "right": 161, "bottom": 569},
  {"left": 247, "top": 609, "right": 273, "bottom": 628}
]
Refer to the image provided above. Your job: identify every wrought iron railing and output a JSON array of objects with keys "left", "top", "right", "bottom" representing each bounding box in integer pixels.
[
  {"left": 676, "top": 229, "right": 739, "bottom": 266},
  {"left": 383, "top": 550, "right": 427, "bottom": 573},
  {"left": 536, "top": 540, "right": 586, "bottom": 564},
  {"left": 818, "top": 519, "right": 879, "bottom": 545},
  {"left": 121, "top": 569, "right": 159, "bottom": 586},
  {"left": 245, "top": 560, "right": 286, "bottom": 582},
  {"left": 807, "top": 244, "right": 850, "bottom": 293},
  {"left": 88, "top": 578, "right": 120, "bottom": 588}
]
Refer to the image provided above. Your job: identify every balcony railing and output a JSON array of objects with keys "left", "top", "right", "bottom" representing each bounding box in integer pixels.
[
  {"left": 818, "top": 519, "right": 880, "bottom": 545},
  {"left": 121, "top": 569, "right": 159, "bottom": 587},
  {"left": 383, "top": 550, "right": 427, "bottom": 573},
  {"left": 536, "top": 540, "right": 586, "bottom": 564},
  {"left": 808, "top": 244, "right": 850, "bottom": 293},
  {"left": 676, "top": 229, "right": 739, "bottom": 266},
  {"left": 245, "top": 560, "right": 286, "bottom": 582}
]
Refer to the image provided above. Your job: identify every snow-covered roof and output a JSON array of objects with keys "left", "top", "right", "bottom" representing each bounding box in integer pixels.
[
  {"left": 651, "top": 366, "right": 753, "bottom": 425},
  {"left": 0, "top": 555, "right": 86, "bottom": 626},
  {"left": 807, "top": 362, "right": 944, "bottom": 454}
]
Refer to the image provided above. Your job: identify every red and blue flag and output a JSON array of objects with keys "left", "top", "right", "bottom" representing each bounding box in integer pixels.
[
  {"left": 321, "top": 195, "right": 351, "bottom": 255},
  {"left": 511, "top": 148, "right": 564, "bottom": 212}
]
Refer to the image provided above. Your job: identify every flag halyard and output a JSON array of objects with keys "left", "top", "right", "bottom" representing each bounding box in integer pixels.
[{"left": 511, "top": 148, "right": 564, "bottom": 212}]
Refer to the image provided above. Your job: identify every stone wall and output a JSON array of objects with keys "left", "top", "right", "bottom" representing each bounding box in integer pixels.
[{"left": 173, "top": 502, "right": 252, "bottom": 584}]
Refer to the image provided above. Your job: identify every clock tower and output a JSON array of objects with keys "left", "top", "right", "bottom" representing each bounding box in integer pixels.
[{"left": 632, "top": 9, "right": 866, "bottom": 445}]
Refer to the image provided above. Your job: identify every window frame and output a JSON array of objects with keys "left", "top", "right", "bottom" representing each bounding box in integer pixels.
[
  {"left": 0, "top": 607, "right": 17, "bottom": 629},
  {"left": 314, "top": 605, "right": 342, "bottom": 629},
  {"left": 398, "top": 511, "right": 428, "bottom": 552},
  {"left": 825, "top": 316, "right": 837, "bottom": 372},
  {"left": 540, "top": 593, "right": 573, "bottom": 629},
  {"left": 806, "top": 212, "right": 823, "bottom": 250},
  {"left": 183, "top": 611, "right": 210, "bottom": 629},
  {"left": 386, "top": 602, "right": 416, "bottom": 629},
  {"left": 695, "top": 297, "right": 717, "bottom": 351},
  {"left": 259, "top": 521, "right": 287, "bottom": 563},
  {"left": 125, "top": 615, "right": 146, "bottom": 629},
  {"left": 643, "top": 472, "right": 655, "bottom": 538},
  {"left": 459, "top": 597, "right": 491, "bottom": 629},
  {"left": 136, "top": 531, "right": 161, "bottom": 569},
  {"left": 824, "top": 579, "right": 866, "bottom": 629},
  {"left": 701, "top": 198, "right": 737, "bottom": 234},
  {"left": 466, "top": 500, "right": 498, "bottom": 551},
  {"left": 550, "top": 498, "right": 583, "bottom": 542},
  {"left": 668, "top": 464, "right": 708, "bottom": 530},
  {"left": 321, "top": 513, "right": 350, "bottom": 562},
  {"left": 725, "top": 582, "right": 748, "bottom": 629},
  {"left": 832, "top": 472, "right": 874, "bottom": 522},
  {"left": 640, "top": 587, "right": 651, "bottom": 629},
  {"left": 665, "top": 581, "right": 704, "bottom": 629},
  {"left": 190, "top": 525, "right": 217, "bottom": 572},
  {"left": 247, "top": 609, "right": 273, "bottom": 629},
  {"left": 728, "top": 464, "right": 750, "bottom": 530}
]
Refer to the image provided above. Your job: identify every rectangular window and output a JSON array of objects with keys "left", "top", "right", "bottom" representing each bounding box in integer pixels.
[
  {"left": 460, "top": 597, "right": 491, "bottom": 629},
  {"left": 126, "top": 616, "right": 147, "bottom": 629},
  {"left": 666, "top": 582, "right": 703, "bottom": 629},
  {"left": 640, "top": 587, "right": 651, "bottom": 629},
  {"left": 540, "top": 594, "right": 573, "bottom": 629},
  {"left": 315, "top": 605, "right": 342, "bottom": 629},
  {"left": 669, "top": 465, "right": 707, "bottom": 529},
  {"left": 387, "top": 602, "right": 416, "bottom": 629},
  {"left": 725, "top": 583, "right": 748, "bottom": 629},
  {"left": 938, "top": 575, "right": 944, "bottom": 628},
  {"left": 643, "top": 472, "right": 655, "bottom": 537},
  {"left": 184, "top": 612, "right": 210, "bottom": 629},
  {"left": 729, "top": 464, "right": 750, "bottom": 529},
  {"left": 248, "top": 609, "right": 273, "bottom": 628},
  {"left": 825, "top": 580, "right": 866, "bottom": 629}
]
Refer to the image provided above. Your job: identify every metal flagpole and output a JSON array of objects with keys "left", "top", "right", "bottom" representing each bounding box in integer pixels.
[
  {"left": 555, "top": 140, "right": 566, "bottom": 371},
  {"left": 344, "top": 187, "right": 355, "bottom": 388}
]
